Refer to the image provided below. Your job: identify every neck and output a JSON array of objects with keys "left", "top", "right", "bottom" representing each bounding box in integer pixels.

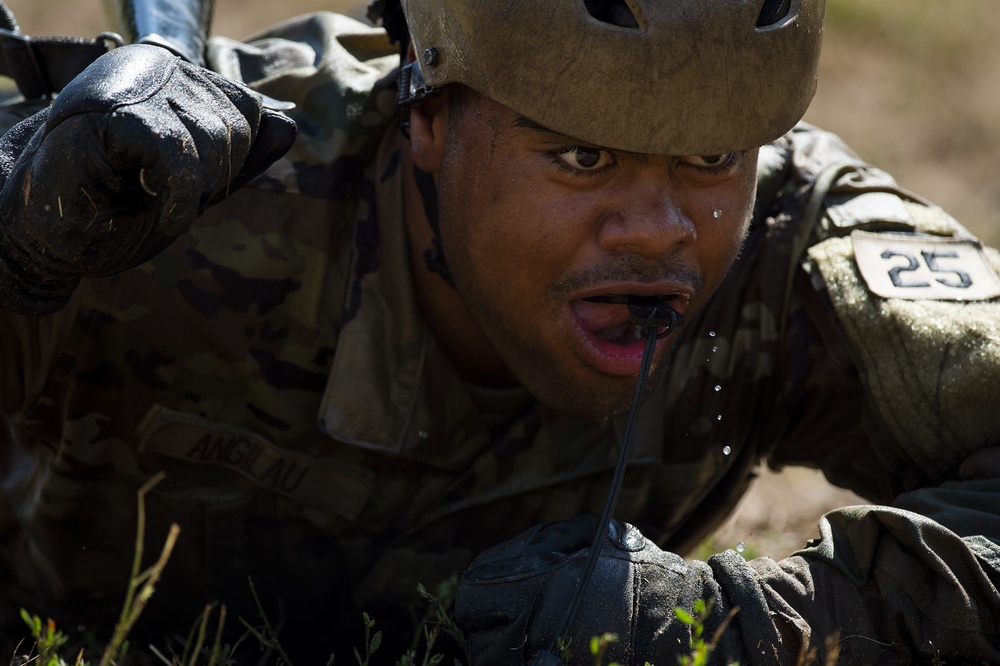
[{"left": 401, "top": 147, "right": 519, "bottom": 388}]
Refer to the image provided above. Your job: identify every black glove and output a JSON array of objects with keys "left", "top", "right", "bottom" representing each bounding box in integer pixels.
[
  {"left": 0, "top": 43, "right": 296, "bottom": 315},
  {"left": 454, "top": 517, "right": 750, "bottom": 665}
]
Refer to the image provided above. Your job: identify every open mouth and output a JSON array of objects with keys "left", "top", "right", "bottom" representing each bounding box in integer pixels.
[
  {"left": 576, "top": 293, "right": 686, "bottom": 344},
  {"left": 568, "top": 292, "right": 686, "bottom": 375}
]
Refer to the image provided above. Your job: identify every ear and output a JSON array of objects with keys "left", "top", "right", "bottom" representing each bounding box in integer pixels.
[{"left": 408, "top": 90, "right": 450, "bottom": 174}]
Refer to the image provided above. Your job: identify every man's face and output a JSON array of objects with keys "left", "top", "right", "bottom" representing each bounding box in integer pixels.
[{"left": 414, "top": 90, "right": 758, "bottom": 419}]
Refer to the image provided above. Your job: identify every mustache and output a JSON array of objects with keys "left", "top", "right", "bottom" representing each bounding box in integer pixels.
[{"left": 551, "top": 254, "right": 705, "bottom": 298}]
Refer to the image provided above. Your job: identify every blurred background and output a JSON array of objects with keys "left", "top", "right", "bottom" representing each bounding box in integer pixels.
[
  {"left": 3, "top": 0, "right": 998, "bottom": 558},
  {"left": 5, "top": 0, "right": 998, "bottom": 247}
]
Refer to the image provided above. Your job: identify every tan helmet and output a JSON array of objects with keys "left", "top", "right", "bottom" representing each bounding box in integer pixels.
[{"left": 398, "top": 0, "right": 825, "bottom": 155}]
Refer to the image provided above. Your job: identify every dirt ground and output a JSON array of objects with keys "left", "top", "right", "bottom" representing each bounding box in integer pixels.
[{"left": 4, "top": 0, "right": 997, "bottom": 560}]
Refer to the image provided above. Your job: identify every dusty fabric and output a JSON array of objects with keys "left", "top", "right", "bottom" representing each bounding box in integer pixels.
[
  {"left": 455, "top": 508, "right": 1000, "bottom": 665},
  {"left": 808, "top": 232, "right": 1000, "bottom": 477},
  {"left": 0, "top": 12, "right": 997, "bottom": 664}
]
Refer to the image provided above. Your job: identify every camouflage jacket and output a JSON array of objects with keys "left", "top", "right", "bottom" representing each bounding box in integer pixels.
[{"left": 1, "top": 13, "right": 998, "bottom": 664}]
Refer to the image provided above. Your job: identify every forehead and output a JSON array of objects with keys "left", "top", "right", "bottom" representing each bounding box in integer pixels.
[
  {"left": 445, "top": 89, "right": 648, "bottom": 160},
  {"left": 453, "top": 96, "right": 742, "bottom": 163},
  {"left": 446, "top": 88, "right": 745, "bottom": 160},
  {"left": 510, "top": 115, "right": 660, "bottom": 163}
]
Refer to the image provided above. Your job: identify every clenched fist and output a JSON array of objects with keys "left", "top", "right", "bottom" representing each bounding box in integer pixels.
[{"left": 0, "top": 43, "right": 296, "bottom": 314}]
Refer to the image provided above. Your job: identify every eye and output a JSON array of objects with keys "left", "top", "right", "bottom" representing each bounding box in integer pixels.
[
  {"left": 677, "top": 153, "right": 741, "bottom": 173},
  {"left": 554, "top": 146, "right": 615, "bottom": 172}
]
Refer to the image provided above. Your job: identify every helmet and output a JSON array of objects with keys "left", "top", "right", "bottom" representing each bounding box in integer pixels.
[{"left": 397, "top": 0, "right": 825, "bottom": 155}]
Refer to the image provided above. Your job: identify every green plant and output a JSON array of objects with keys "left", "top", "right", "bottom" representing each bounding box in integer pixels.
[
  {"left": 588, "top": 632, "right": 619, "bottom": 666},
  {"left": 13, "top": 472, "right": 179, "bottom": 666},
  {"left": 354, "top": 612, "right": 383, "bottom": 666},
  {"left": 394, "top": 577, "right": 469, "bottom": 666},
  {"left": 19, "top": 610, "right": 84, "bottom": 666},
  {"left": 674, "top": 599, "right": 738, "bottom": 666}
]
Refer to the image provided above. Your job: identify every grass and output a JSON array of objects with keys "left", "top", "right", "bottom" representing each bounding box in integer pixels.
[
  {"left": 10, "top": 488, "right": 470, "bottom": 665},
  {"left": 100, "top": 473, "right": 180, "bottom": 665},
  {"left": 9, "top": 474, "right": 852, "bottom": 666},
  {"left": 10, "top": 477, "right": 756, "bottom": 666}
]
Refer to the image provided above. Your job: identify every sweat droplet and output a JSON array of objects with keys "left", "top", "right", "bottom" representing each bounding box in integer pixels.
[
  {"left": 714, "top": 385, "right": 722, "bottom": 392},
  {"left": 736, "top": 541, "right": 746, "bottom": 553},
  {"left": 713, "top": 209, "right": 723, "bottom": 219},
  {"left": 712, "top": 346, "right": 718, "bottom": 353},
  {"left": 722, "top": 445, "right": 731, "bottom": 456},
  {"left": 717, "top": 414, "right": 722, "bottom": 421}
]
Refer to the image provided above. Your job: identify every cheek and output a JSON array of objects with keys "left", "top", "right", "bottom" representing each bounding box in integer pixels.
[
  {"left": 445, "top": 172, "right": 583, "bottom": 287},
  {"left": 437, "top": 169, "right": 531, "bottom": 297},
  {"left": 691, "top": 172, "right": 757, "bottom": 283}
]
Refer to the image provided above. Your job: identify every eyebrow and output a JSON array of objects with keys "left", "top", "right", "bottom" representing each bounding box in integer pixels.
[
  {"left": 511, "top": 115, "right": 651, "bottom": 163},
  {"left": 512, "top": 115, "right": 564, "bottom": 137}
]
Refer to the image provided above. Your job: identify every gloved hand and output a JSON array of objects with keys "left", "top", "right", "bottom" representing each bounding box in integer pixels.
[
  {"left": 454, "top": 517, "right": 752, "bottom": 665},
  {"left": 0, "top": 43, "right": 296, "bottom": 315}
]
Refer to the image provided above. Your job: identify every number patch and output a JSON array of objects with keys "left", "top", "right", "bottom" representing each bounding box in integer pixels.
[{"left": 852, "top": 231, "right": 1000, "bottom": 301}]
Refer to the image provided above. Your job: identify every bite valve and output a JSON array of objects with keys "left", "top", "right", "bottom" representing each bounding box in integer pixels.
[
  {"left": 583, "top": 294, "right": 685, "bottom": 339},
  {"left": 626, "top": 296, "right": 684, "bottom": 339}
]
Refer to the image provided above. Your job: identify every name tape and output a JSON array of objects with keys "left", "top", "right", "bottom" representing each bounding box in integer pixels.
[{"left": 142, "top": 414, "right": 370, "bottom": 519}]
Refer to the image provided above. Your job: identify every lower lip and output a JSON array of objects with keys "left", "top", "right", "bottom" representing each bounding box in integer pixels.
[{"left": 568, "top": 309, "right": 667, "bottom": 376}]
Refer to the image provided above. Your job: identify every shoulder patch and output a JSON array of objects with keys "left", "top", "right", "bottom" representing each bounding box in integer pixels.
[
  {"left": 807, "top": 233, "right": 1000, "bottom": 478},
  {"left": 852, "top": 231, "right": 1000, "bottom": 301}
]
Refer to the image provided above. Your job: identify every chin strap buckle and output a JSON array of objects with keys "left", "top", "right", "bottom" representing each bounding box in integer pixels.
[{"left": 397, "top": 60, "right": 441, "bottom": 109}]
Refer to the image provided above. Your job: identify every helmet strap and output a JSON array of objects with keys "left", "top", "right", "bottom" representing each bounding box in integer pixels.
[{"left": 412, "top": 165, "right": 454, "bottom": 286}]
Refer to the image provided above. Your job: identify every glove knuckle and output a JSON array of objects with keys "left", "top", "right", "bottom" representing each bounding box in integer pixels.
[{"left": 49, "top": 45, "right": 177, "bottom": 127}]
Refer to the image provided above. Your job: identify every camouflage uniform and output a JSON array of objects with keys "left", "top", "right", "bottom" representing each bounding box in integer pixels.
[{"left": 0, "top": 12, "right": 998, "bottom": 663}]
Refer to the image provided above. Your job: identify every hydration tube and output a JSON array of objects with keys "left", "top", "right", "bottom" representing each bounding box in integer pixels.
[{"left": 531, "top": 295, "right": 684, "bottom": 664}]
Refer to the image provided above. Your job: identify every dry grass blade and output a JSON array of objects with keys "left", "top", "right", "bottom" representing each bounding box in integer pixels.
[{"left": 98, "top": 471, "right": 181, "bottom": 666}]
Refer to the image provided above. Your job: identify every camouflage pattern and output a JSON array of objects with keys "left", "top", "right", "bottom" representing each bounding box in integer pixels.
[{"left": 0, "top": 11, "right": 998, "bottom": 663}]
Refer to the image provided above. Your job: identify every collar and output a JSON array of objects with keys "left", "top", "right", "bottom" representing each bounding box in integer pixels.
[{"left": 316, "top": 123, "right": 486, "bottom": 467}]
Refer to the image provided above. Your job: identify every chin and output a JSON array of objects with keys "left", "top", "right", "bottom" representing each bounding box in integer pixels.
[
  {"left": 520, "top": 373, "right": 641, "bottom": 421},
  {"left": 525, "top": 353, "right": 673, "bottom": 421}
]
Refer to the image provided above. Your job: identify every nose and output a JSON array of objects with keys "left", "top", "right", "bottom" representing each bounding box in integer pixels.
[{"left": 596, "top": 178, "right": 695, "bottom": 259}]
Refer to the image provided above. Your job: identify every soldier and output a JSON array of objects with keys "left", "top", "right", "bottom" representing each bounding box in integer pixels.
[{"left": 0, "top": 0, "right": 998, "bottom": 663}]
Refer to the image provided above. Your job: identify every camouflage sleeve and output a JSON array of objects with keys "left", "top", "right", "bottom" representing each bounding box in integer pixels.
[
  {"left": 763, "top": 125, "right": 1000, "bottom": 496},
  {"left": 0, "top": 290, "right": 78, "bottom": 415},
  {"left": 753, "top": 499, "right": 1000, "bottom": 662},
  {"left": 748, "top": 126, "right": 1000, "bottom": 659},
  {"left": 804, "top": 210, "right": 1000, "bottom": 483},
  {"left": 204, "top": 12, "right": 399, "bottom": 197}
]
